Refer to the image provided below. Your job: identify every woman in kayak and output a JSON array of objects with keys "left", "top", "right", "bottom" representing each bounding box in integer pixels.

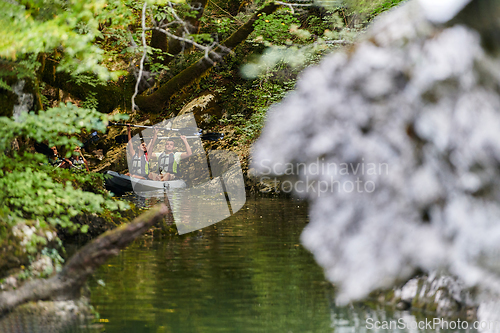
[{"left": 125, "top": 125, "right": 158, "bottom": 180}]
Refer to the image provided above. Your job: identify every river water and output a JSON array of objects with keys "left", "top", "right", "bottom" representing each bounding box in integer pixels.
[
  {"left": 0, "top": 197, "right": 478, "bottom": 333},
  {"left": 89, "top": 197, "right": 333, "bottom": 332},
  {"left": 86, "top": 197, "right": 477, "bottom": 333}
]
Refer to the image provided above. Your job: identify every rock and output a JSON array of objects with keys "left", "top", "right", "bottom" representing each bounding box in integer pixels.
[
  {"left": 0, "top": 221, "right": 57, "bottom": 279},
  {"left": 418, "top": 0, "right": 471, "bottom": 23},
  {"left": 477, "top": 300, "right": 500, "bottom": 333},
  {"left": 177, "top": 93, "right": 222, "bottom": 127},
  {"left": 390, "top": 274, "right": 475, "bottom": 319},
  {"left": 0, "top": 298, "right": 93, "bottom": 333}
]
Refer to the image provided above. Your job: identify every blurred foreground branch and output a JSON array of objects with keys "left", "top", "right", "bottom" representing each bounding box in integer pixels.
[{"left": 0, "top": 205, "right": 169, "bottom": 315}]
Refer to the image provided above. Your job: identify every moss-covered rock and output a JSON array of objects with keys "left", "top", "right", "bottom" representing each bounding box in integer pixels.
[
  {"left": 0, "top": 220, "right": 58, "bottom": 279},
  {"left": 0, "top": 298, "right": 93, "bottom": 332},
  {"left": 382, "top": 274, "right": 478, "bottom": 320}
]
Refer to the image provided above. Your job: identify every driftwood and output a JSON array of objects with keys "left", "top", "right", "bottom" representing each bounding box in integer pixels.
[{"left": 0, "top": 205, "right": 169, "bottom": 315}]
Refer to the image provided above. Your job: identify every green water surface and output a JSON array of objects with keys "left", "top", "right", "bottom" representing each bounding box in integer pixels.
[
  {"left": 90, "top": 197, "right": 333, "bottom": 332},
  {"left": 88, "top": 197, "right": 477, "bottom": 333}
]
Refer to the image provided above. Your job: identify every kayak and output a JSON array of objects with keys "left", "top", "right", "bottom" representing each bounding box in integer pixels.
[{"left": 104, "top": 170, "right": 187, "bottom": 195}]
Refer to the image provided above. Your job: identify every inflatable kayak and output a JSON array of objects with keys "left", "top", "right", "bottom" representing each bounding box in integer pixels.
[{"left": 104, "top": 170, "right": 187, "bottom": 195}]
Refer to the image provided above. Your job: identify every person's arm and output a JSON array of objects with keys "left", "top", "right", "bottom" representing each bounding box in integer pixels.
[
  {"left": 179, "top": 135, "right": 192, "bottom": 159},
  {"left": 147, "top": 127, "right": 159, "bottom": 153},
  {"left": 77, "top": 147, "right": 90, "bottom": 172},
  {"left": 59, "top": 158, "right": 72, "bottom": 169},
  {"left": 127, "top": 124, "right": 136, "bottom": 157}
]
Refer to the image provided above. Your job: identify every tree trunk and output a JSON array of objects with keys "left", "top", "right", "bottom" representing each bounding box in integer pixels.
[
  {"left": 136, "top": 2, "right": 279, "bottom": 114},
  {"left": 0, "top": 205, "right": 169, "bottom": 315},
  {"left": 40, "top": 58, "right": 130, "bottom": 113}
]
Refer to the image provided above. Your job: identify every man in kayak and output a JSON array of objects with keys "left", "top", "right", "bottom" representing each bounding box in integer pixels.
[
  {"left": 49, "top": 146, "right": 72, "bottom": 169},
  {"left": 151, "top": 135, "right": 192, "bottom": 181},
  {"left": 126, "top": 125, "right": 158, "bottom": 180}
]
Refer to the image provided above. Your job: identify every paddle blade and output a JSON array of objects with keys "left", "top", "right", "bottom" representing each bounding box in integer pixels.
[
  {"left": 200, "top": 133, "right": 224, "bottom": 141},
  {"left": 34, "top": 142, "right": 53, "bottom": 157}
]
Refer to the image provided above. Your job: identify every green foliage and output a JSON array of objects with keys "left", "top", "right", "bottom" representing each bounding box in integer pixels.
[
  {"left": 219, "top": 72, "right": 296, "bottom": 144},
  {"left": 1, "top": 0, "right": 113, "bottom": 81},
  {"left": 314, "top": 0, "right": 404, "bottom": 18},
  {"left": 0, "top": 0, "right": 185, "bottom": 84},
  {"left": 191, "top": 34, "right": 215, "bottom": 45},
  {"left": 244, "top": 6, "right": 352, "bottom": 79},
  {"left": 15, "top": 247, "right": 65, "bottom": 280},
  {"left": 81, "top": 92, "right": 99, "bottom": 110},
  {"left": 304, "top": 11, "right": 344, "bottom": 36},
  {"left": 149, "top": 60, "right": 170, "bottom": 74},
  {"left": 240, "top": 42, "right": 328, "bottom": 79},
  {"left": 0, "top": 55, "right": 42, "bottom": 85},
  {"left": 211, "top": 16, "right": 235, "bottom": 40},
  {"left": 0, "top": 104, "right": 129, "bottom": 256},
  {"left": 253, "top": 11, "right": 301, "bottom": 45},
  {"left": 347, "top": 0, "right": 406, "bottom": 18},
  {"left": 0, "top": 79, "right": 12, "bottom": 92},
  {"left": 0, "top": 103, "right": 107, "bottom": 149}
]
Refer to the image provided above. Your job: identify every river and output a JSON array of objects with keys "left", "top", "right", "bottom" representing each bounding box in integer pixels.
[
  {"left": 0, "top": 197, "right": 478, "bottom": 332},
  {"left": 87, "top": 197, "right": 476, "bottom": 333}
]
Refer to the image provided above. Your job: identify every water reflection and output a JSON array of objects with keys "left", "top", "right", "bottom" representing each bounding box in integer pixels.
[
  {"left": 124, "top": 150, "right": 246, "bottom": 235},
  {"left": 87, "top": 198, "right": 478, "bottom": 333},
  {"left": 0, "top": 198, "right": 480, "bottom": 333},
  {"left": 89, "top": 197, "right": 335, "bottom": 332}
]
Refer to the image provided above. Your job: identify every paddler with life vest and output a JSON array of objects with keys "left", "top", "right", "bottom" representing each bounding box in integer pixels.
[
  {"left": 49, "top": 146, "right": 72, "bottom": 169},
  {"left": 150, "top": 135, "right": 192, "bottom": 181},
  {"left": 125, "top": 124, "right": 158, "bottom": 180}
]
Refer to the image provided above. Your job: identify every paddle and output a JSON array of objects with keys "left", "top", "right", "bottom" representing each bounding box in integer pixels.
[
  {"left": 114, "top": 132, "right": 224, "bottom": 143},
  {"left": 109, "top": 122, "right": 200, "bottom": 134},
  {"left": 34, "top": 142, "right": 53, "bottom": 157}
]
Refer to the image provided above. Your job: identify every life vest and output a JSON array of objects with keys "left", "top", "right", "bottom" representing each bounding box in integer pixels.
[
  {"left": 49, "top": 155, "right": 64, "bottom": 167},
  {"left": 130, "top": 152, "right": 149, "bottom": 177},
  {"left": 69, "top": 156, "right": 85, "bottom": 170},
  {"left": 157, "top": 152, "right": 178, "bottom": 175}
]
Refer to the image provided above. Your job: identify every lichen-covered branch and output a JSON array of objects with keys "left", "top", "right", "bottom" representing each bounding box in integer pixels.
[{"left": 135, "top": 2, "right": 279, "bottom": 114}]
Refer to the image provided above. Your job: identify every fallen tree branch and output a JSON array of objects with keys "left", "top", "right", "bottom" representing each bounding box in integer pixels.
[{"left": 0, "top": 205, "right": 169, "bottom": 315}]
